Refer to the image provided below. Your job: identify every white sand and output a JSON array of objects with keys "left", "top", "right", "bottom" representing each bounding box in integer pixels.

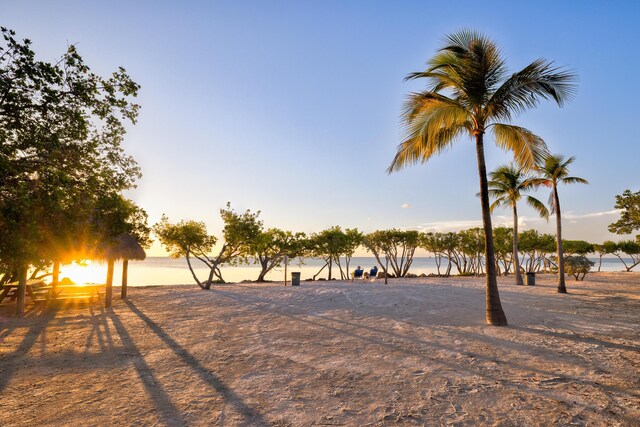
[{"left": 0, "top": 272, "right": 638, "bottom": 426}]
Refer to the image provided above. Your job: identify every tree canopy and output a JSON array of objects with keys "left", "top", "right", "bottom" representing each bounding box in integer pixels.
[
  {"left": 0, "top": 27, "right": 144, "bottom": 291},
  {"left": 608, "top": 189, "right": 640, "bottom": 237}
]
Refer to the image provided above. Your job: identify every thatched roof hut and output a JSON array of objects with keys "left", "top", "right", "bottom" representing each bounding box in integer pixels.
[
  {"left": 95, "top": 233, "right": 146, "bottom": 261},
  {"left": 96, "top": 234, "right": 146, "bottom": 306}
]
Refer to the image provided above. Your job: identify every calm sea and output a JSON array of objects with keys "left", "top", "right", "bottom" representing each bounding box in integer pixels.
[{"left": 60, "top": 256, "right": 634, "bottom": 287}]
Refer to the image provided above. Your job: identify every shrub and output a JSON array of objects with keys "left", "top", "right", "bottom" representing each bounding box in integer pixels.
[{"left": 564, "top": 255, "right": 595, "bottom": 281}]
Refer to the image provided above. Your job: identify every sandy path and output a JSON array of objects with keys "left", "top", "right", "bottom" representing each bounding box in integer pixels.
[{"left": 0, "top": 272, "right": 638, "bottom": 426}]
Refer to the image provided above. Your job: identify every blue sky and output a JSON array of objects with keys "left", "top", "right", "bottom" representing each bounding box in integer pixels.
[{"left": 4, "top": 0, "right": 640, "bottom": 254}]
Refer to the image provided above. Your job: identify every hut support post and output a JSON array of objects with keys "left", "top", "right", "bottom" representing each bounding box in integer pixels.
[
  {"left": 121, "top": 259, "right": 128, "bottom": 298},
  {"left": 16, "top": 265, "right": 27, "bottom": 316},
  {"left": 105, "top": 259, "right": 114, "bottom": 308}
]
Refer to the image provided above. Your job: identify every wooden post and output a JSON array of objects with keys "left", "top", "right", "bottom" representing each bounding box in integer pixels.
[
  {"left": 385, "top": 257, "right": 389, "bottom": 285},
  {"left": 16, "top": 265, "right": 27, "bottom": 316},
  {"left": 121, "top": 259, "right": 128, "bottom": 298},
  {"left": 105, "top": 259, "right": 114, "bottom": 308},
  {"left": 284, "top": 255, "right": 288, "bottom": 286}
]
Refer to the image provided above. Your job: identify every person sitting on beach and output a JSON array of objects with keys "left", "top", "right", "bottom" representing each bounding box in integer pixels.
[
  {"left": 369, "top": 266, "right": 378, "bottom": 281},
  {"left": 351, "top": 266, "right": 364, "bottom": 282}
]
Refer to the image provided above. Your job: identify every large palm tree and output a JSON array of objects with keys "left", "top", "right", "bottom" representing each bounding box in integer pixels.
[
  {"left": 388, "top": 30, "right": 576, "bottom": 326},
  {"left": 488, "top": 164, "right": 549, "bottom": 285},
  {"left": 538, "top": 154, "right": 588, "bottom": 293}
]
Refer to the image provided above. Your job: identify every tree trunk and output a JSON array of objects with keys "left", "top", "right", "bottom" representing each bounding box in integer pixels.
[
  {"left": 513, "top": 204, "right": 524, "bottom": 285},
  {"left": 475, "top": 132, "right": 508, "bottom": 326},
  {"left": 597, "top": 254, "right": 602, "bottom": 272},
  {"left": 185, "top": 251, "right": 204, "bottom": 289},
  {"left": 553, "top": 183, "right": 567, "bottom": 293},
  {"left": 105, "top": 259, "right": 114, "bottom": 308},
  {"left": 121, "top": 259, "right": 128, "bottom": 298},
  {"left": 52, "top": 260, "right": 60, "bottom": 287},
  {"left": 328, "top": 258, "right": 333, "bottom": 280},
  {"left": 16, "top": 265, "right": 27, "bottom": 316}
]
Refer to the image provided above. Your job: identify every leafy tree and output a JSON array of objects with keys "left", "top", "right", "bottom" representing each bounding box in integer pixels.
[
  {"left": 564, "top": 255, "right": 594, "bottom": 281},
  {"left": 454, "top": 228, "right": 485, "bottom": 275},
  {"left": 363, "top": 229, "right": 420, "bottom": 278},
  {"left": 608, "top": 189, "right": 640, "bottom": 237},
  {"left": 611, "top": 240, "right": 640, "bottom": 272},
  {"left": 251, "top": 229, "right": 306, "bottom": 282},
  {"left": 0, "top": 27, "right": 141, "bottom": 313},
  {"left": 387, "top": 30, "right": 575, "bottom": 325},
  {"left": 518, "top": 230, "right": 556, "bottom": 272},
  {"left": 421, "top": 232, "right": 457, "bottom": 276},
  {"left": 538, "top": 154, "right": 588, "bottom": 293},
  {"left": 593, "top": 241, "right": 618, "bottom": 272},
  {"left": 307, "top": 226, "right": 363, "bottom": 280},
  {"left": 154, "top": 204, "right": 262, "bottom": 288},
  {"left": 488, "top": 164, "right": 549, "bottom": 285},
  {"left": 562, "top": 240, "right": 594, "bottom": 256},
  {"left": 492, "top": 226, "right": 514, "bottom": 276}
]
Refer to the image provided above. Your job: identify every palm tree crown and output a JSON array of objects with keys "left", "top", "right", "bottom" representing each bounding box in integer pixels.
[
  {"left": 538, "top": 154, "right": 589, "bottom": 213},
  {"left": 488, "top": 164, "right": 549, "bottom": 218},
  {"left": 388, "top": 29, "right": 576, "bottom": 173}
]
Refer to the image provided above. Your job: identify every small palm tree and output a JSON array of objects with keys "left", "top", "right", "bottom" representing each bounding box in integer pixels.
[
  {"left": 538, "top": 154, "right": 588, "bottom": 293},
  {"left": 488, "top": 164, "right": 549, "bottom": 285},
  {"left": 388, "top": 30, "right": 576, "bottom": 326}
]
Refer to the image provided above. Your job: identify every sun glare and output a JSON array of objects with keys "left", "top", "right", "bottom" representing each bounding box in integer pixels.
[{"left": 59, "top": 260, "right": 107, "bottom": 285}]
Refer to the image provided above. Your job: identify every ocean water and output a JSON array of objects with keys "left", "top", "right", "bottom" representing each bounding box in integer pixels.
[{"left": 59, "top": 256, "right": 635, "bottom": 287}]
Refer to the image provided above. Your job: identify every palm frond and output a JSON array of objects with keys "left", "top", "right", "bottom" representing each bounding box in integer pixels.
[
  {"left": 389, "top": 100, "right": 470, "bottom": 173},
  {"left": 491, "top": 124, "right": 548, "bottom": 170},
  {"left": 526, "top": 195, "right": 550, "bottom": 220},
  {"left": 486, "top": 59, "right": 577, "bottom": 122},
  {"left": 561, "top": 176, "right": 589, "bottom": 185}
]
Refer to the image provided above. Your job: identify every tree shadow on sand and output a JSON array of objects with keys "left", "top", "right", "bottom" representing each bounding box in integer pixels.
[
  {"left": 0, "top": 307, "right": 56, "bottom": 393},
  {"left": 207, "top": 287, "right": 640, "bottom": 411},
  {"left": 123, "top": 300, "right": 269, "bottom": 426}
]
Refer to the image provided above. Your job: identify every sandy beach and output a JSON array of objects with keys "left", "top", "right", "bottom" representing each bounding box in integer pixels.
[{"left": 1, "top": 272, "right": 638, "bottom": 426}]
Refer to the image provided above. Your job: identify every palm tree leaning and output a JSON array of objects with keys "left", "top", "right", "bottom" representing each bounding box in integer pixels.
[
  {"left": 388, "top": 30, "right": 576, "bottom": 326},
  {"left": 488, "top": 164, "right": 549, "bottom": 285},
  {"left": 538, "top": 154, "right": 588, "bottom": 293}
]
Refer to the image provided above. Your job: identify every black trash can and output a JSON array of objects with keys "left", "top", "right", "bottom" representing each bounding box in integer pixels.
[
  {"left": 526, "top": 271, "right": 535, "bottom": 286},
  {"left": 291, "top": 272, "right": 301, "bottom": 286}
]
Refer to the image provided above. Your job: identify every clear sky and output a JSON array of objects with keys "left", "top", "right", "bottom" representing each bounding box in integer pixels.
[{"left": 4, "top": 0, "right": 640, "bottom": 255}]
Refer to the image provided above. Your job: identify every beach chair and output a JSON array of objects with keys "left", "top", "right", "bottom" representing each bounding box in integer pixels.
[
  {"left": 369, "top": 267, "right": 378, "bottom": 282},
  {"left": 351, "top": 268, "right": 365, "bottom": 282}
]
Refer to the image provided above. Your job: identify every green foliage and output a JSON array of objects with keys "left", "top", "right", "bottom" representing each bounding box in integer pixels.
[
  {"left": 307, "top": 226, "right": 363, "bottom": 280},
  {"left": 153, "top": 216, "right": 216, "bottom": 259},
  {"left": 153, "top": 204, "right": 262, "bottom": 287},
  {"left": 363, "top": 229, "right": 420, "bottom": 277},
  {"left": 562, "top": 240, "right": 594, "bottom": 255},
  {"left": 250, "top": 228, "right": 307, "bottom": 281},
  {"left": 608, "top": 189, "right": 640, "bottom": 236},
  {"left": 0, "top": 27, "right": 142, "bottom": 279},
  {"left": 564, "top": 255, "right": 594, "bottom": 281}
]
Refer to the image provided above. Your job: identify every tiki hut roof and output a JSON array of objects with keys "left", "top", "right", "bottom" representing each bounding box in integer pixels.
[{"left": 95, "top": 234, "right": 146, "bottom": 261}]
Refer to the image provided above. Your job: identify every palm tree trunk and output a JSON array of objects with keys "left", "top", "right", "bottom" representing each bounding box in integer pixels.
[
  {"left": 513, "top": 204, "right": 524, "bottom": 285},
  {"left": 475, "top": 132, "right": 508, "bottom": 326},
  {"left": 553, "top": 183, "right": 567, "bottom": 293}
]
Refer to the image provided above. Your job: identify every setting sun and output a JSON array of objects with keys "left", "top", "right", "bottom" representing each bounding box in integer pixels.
[{"left": 59, "top": 260, "right": 107, "bottom": 285}]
